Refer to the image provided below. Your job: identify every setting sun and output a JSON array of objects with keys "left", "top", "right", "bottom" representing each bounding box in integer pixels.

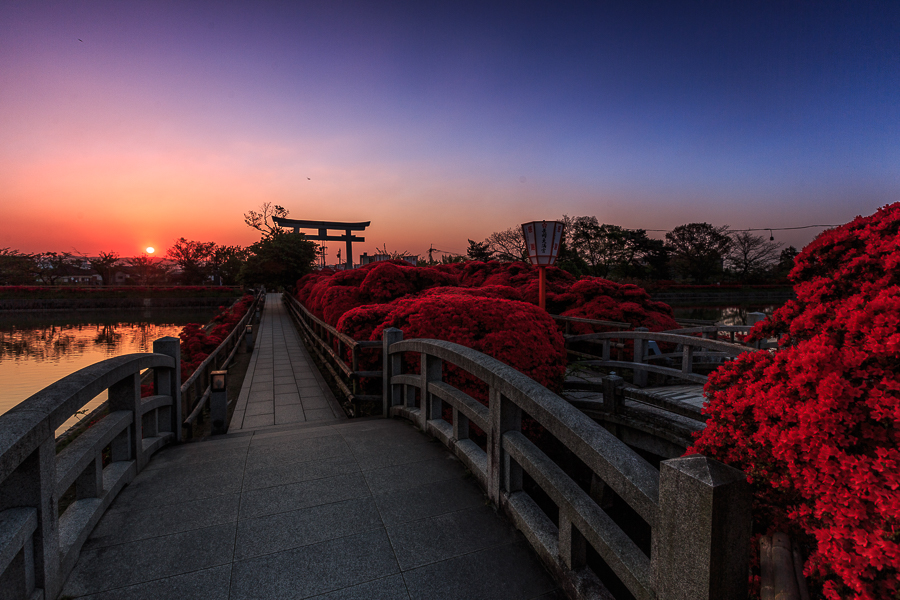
[{"left": 145, "top": 247, "right": 155, "bottom": 254}]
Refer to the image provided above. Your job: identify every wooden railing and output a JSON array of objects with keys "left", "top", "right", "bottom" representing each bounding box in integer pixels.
[
  {"left": 0, "top": 338, "right": 181, "bottom": 600},
  {"left": 383, "top": 330, "right": 751, "bottom": 600},
  {"left": 565, "top": 328, "right": 751, "bottom": 387},
  {"left": 551, "top": 314, "right": 631, "bottom": 335},
  {"left": 180, "top": 290, "right": 265, "bottom": 437},
  {"left": 283, "top": 293, "right": 381, "bottom": 416}
]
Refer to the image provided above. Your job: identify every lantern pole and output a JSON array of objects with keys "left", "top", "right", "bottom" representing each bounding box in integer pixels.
[
  {"left": 522, "top": 220, "right": 563, "bottom": 313},
  {"left": 539, "top": 266, "right": 547, "bottom": 310}
]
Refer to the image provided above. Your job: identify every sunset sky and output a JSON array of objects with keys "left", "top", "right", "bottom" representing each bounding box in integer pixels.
[{"left": 2, "top": 1, "right": 898, "bottom": 260}]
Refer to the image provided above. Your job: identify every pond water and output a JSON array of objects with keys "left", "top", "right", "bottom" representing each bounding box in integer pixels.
[
  {"left": 672, "top": 304, "right": 780, "bottom": 326},
  {"left": 0, "top": 308, "right": 216, "bottom": 435}
]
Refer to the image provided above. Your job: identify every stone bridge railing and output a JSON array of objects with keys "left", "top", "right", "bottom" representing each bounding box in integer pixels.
[
  {"left": 565, "top": 329, "right": 751, "bottom": 387},
  {"left": 0, "top": 338, "right": 181, "bottom": 600},
  {"left": 181, "top": 290, "right": 264, "bottom": 436},
  {"left": 383, "top": 329, "right": 751, "bottom": 600}
]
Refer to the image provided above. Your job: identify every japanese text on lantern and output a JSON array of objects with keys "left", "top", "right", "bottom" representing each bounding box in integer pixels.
[{"left": 521, "top": 221, "right": 564, "bottom": 266}]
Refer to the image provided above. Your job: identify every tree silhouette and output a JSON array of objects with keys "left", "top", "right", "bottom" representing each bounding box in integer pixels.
[
  {"left": 665, "top": 222, "right": 732, "bottom": 283},
  {"left": 87, "top": 251, "right": 120, "bottom": 286}
]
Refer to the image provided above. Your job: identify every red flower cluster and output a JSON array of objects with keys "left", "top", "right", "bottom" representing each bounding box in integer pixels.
[
  {"left": 339, "top": 290, "right": 566, "bottom": 393},
  {"left": 690, "top": 203, "right": 900, "bottom": 599},
  {"left": 178, "top": 294, "right": 254, "bottom": 382},
  {"left": 297, "top": 259, "right": 677, "bottom": 333}
]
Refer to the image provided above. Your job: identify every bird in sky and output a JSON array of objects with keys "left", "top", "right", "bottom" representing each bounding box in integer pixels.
[{"left": 78, "top": 38, "right": 83, "bottom": 42}]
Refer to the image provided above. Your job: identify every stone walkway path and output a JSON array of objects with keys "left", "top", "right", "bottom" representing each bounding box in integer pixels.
[
  {"left": 230, "top": 294, "right": 346, "bottom": 430},
  {"left": 60, "top": 294, "right": 560, "bottom": 600}
]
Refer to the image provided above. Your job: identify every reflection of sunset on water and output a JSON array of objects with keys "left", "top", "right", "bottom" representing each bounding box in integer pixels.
[
  {"left": 0, "top": 309, "right": 216, "bottom": 423},
  {"left": 0, "top": 321, "right": 178, "bottom": 362}
]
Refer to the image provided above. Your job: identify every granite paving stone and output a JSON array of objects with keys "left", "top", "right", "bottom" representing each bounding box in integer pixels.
[
  {"left": 242, "top": 454, "right": 360, "bottom": 491},
  {"left": 70, "top": 564, "right": 233, "bottom": 600},
  {"left": 274, "top": 393, "right": 303, "bottom": 406},
  {"left": 245, "top": 402, "right": 275, "bottom": 416},
  {"left": 304, "top": 408, "right": 336, "bottom": 421},
  {"left": 238, "top": 472, "right": 371, "bottom": 519},
  {"left": 233, "top": 496, "right": 382, "bottom": 560},
  {"left": 241, "top": 413, "right": 275, "bottom": 428},
  {"left": 61, "top": 522, "right": 235, "bottom": 596},
  {"left": 296, "top": 397, "right": 330, "bottom": 410},
  {"left": 373, "top": 477, "right": 486, "bottom": 526},
  {"left": 85, "top": 492, "right": 241, "bottom": 549},
  {"left": 362, "top": 455, "right": 468, "bottom": 495},
  {"left": 387, "top": 505, "right": 523, "bottom": 570},
  {"left": 308, "top": 574, "right": 411, "bottom": 600},
  {"left": 228, "top": 529, "right": 400, "bottom": 600},
  {"left": 402, "top": 541, "right": 558, "bottom": 600},
  {"left": 274, "top": 403, "right": 307, "bottom": 424}
]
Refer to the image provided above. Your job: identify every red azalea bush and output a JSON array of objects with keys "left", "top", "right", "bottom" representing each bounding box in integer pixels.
[
  {"left": 340, "top": 291, "right": 566, "bottom": 392},
  {"left": 338, "top": 291, "right": 567, "bottom": 441},
  {"left": 296, "top": 259, "right": 677, "bottom": 333},
  {"left": 689, "top": 203, "right": 900, "bottom": 599},
  {"left": 178, "top": 294, "right": 255, "bottom": 382}
]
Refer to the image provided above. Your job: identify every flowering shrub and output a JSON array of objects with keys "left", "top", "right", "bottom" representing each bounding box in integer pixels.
[
  {"left": 690, "top": 203, "right": 900, "bottom": 599},
  {"left": 296, "top": 260, "right": 677, "bottom": 333},
  {"left": 178, "top": 294, "right": 254, "bottom": 382},
  {"left": 338, "top": 290, "right": 567, "bottom": 440},
  {"left": 340, "top": 291, "right": 566, "bottom": 391}
]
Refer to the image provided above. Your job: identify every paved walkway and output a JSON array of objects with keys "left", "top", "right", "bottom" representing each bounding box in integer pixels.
[
  {"left": 61, "top": 294, "right": 560, "bottom": 600},
  {"left": 230, "top": 294, "right": 346, "bottom": 430}
]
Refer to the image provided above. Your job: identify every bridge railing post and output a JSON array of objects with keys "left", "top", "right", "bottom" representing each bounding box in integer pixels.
[
  {"left": 108, "top": 371, "right": 143, "bottom": 468},
  {"left": 420, "top": 352, "right": 442, "bottom": 431},
  {"left": 633, "top": 327, "right": 648, "bottom": 387},
  {"left": 0, "top": 431, "right": 60, "bottom": 599},
  {"left": 382, "top": 328, "right": 403, "bottom": 417},
  {"left": 153, "top": 337, "right": 181, "bottom": 442},
  {"left": 654, "top": 455, "right": 751, "bottom": 600},
  {"left": 601, "top": 374, "right": 624, "bottom": 414},
  {"left": 747, "top": 312, "right": 766, "bottom": 349},
  {"left": 681, "top": 345, "right": 694, "bottom": 375},
  {"left": 487, "top": 387, "right": 521, "bottom": 506}
]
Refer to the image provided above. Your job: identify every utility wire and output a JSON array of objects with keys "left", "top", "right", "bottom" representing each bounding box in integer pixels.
[{"left": 640, "top": 224, "right": 840, "bottom": 232}]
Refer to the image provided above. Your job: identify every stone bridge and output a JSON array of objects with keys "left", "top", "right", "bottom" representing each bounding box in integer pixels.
[{"left": 1, "top": 294, "right": 751, "bottom": 600}]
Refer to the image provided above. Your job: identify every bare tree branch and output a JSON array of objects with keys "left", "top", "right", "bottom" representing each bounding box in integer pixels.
[{"left": 243, "top": 202, "right": 289, "bottom": 235}]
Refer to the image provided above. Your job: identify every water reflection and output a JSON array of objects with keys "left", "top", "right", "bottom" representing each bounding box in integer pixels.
[
  {"left": 0, "top": 308, "right": 217, "bottom": 419},
  {"left": 672, "top": 305, "right": 779, "bottom": 326},
  {"left": 1, "top": 321, "right": 182, "bottom": 362}
]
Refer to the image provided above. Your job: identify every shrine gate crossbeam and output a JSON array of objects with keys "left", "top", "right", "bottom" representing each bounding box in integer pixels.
[{"left": 272, "top": 218, "right": 370, "bottom": 269}]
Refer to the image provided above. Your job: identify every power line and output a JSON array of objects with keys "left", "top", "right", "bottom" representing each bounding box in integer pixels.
[{"left": 639, "top": 224, "right": 840, "bottom": 233}]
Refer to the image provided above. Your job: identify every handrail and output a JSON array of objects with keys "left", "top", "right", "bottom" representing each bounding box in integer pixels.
[
  {"left": 0, "top": 338, "right": 181, "bottom": 600},
  {"left": 551, "top": 314, "right": 631, "bottom": 331},
  {"left": 566, "top": 330, "right": 748, "bottom": 354},
  {"left": 283, "top": 293, "right": 381, "bottom": 416},
  {"left": 564, "top": 329, "right": 750, "bottom": 387},
  {"left": 180, "top": 290, "right": 264, "bottom": 436},
  {"left": 384, "top": 332, "right": 751, "bottom": 600},
  {"left": 664, "top": 325, "right": 751, "bottom": 335}
]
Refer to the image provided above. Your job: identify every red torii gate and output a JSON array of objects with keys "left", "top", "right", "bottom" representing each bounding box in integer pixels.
[{"left": 272, "top": 217, "right": 370, "bottom": 270}]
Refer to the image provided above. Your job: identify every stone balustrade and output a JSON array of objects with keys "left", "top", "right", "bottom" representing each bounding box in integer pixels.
[
  {"left": 566, "top": 328, "right": 751, "bottom": 386},
  {"left": 0, "top": 338, "right": 180, "bottom": 600},
  {"left": 383, "top": 329, "right": 751, "bottom": 600}
]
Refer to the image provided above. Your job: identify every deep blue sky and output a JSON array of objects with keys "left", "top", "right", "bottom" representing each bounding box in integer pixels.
[{"left": 1, "top": 1, "right": 897, "bottom": 255}]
